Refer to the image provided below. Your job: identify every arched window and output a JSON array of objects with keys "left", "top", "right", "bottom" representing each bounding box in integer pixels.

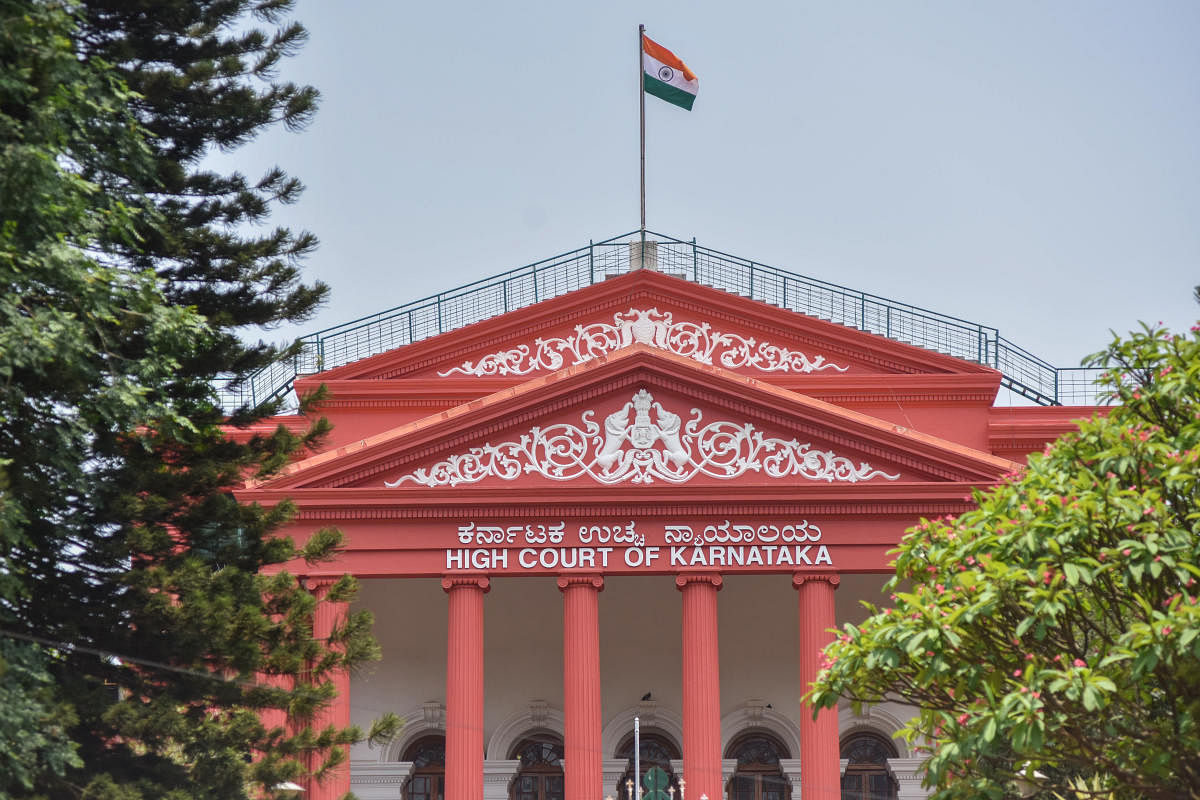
[
  {"left": 402, "top": 735, "right": 445, "bottom": 800},
  {"left": 509, "top": 733, "right": 564, "bottom": 800},
  {"left": 726, "top": 731, "right": 792, "bottom": 800},
  {"left": 840, "top": 731, "right": 898, "bottom": 800},
  {"left": 614, "top": 730, "right": 681, "bottom": 798}
]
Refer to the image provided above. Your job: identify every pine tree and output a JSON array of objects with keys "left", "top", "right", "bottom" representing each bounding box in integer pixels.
[{"left": 1, "top": 2, "right": 391, "bottom": 798}]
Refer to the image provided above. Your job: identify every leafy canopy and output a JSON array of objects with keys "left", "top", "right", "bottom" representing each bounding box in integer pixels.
[
  {"left": 811, "top": 324, "right": 1200, "bottom": 800},
  {"left": 1, "top": 2, "right": 395, "bottom": 798}
]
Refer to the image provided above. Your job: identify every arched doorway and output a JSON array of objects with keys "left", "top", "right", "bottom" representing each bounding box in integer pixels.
[
  {"left": 509, "top": 733, "right": 565, "bottom": 800},
  {"left": 401, "top": 735, "right": 445, "bottom": 800},
  {"left": 726, "top": 731, "right": 792, "bottom": 800},
  {"left": 614, "top": 730, "right": 681, "bottom": 798},
  {"left": 840, "top": 731, "right": 898, "bottom": 800}
]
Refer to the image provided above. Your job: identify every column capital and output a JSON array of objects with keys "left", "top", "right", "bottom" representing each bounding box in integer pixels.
[
  {"left": 302, "top": 578, "right": 345, "bottom": 597},
  {"left": 304, "top": 575, "right": 341, "bottom": 594},
  {"left": 442, "top": 575, "right": 491, "bottom": 593},
  {"left": 556, "top": 575, "right": 604, "bottom": 592},
  {"left": 792, "top": 572, "right": 840, "bottom": 589},
  {"left": 674, "top": 573, "right": 723, "bottom": 591}
]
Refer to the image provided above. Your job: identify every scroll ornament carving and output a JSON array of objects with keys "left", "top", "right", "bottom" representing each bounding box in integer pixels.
[
  {"left": 385, "top": 389, "right": 899, "bottom": 487},
  {"left": 436, "top": 308, "right": 849, "bottom": 376}
]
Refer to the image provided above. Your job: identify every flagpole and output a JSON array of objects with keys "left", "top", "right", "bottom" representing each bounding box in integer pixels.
[{"left": 638, "top": 23, "right": 646, "bottom": 244}]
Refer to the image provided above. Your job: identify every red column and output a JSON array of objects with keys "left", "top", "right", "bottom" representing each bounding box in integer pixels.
[
  {"left": 676, "top": 573, "right": 723, "bottom": 800},
  {"left": 794, "top": 573, "right": 841, "bottom": 800},
  {"left": 443, "top": 576, "right": 489, "bottom": 800},
  {"left": 306, "top": 577, "right": 351, "bottom": 800},
  {"left": 558, "top": 575, "right": 604, "bottom": 800}
]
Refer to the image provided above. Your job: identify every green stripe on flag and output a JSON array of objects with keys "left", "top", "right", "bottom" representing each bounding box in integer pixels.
[{"left": 644, "top": 74, "right": 695, "bottom": 111}]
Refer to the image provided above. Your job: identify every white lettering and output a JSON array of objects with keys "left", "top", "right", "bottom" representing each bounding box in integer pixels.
[
  {"left": 670, "top": 547, "right": 687, "bottom": 566},
  {"left": 689, "top": 547, "right": 708, "bottom": 566},
  {"left": 645, "top": 546, "right": 661, "bottom": 566},
  {"left": 814, "top": 545, "right": 832, "bottom": 565},
  {"left": 796, "top": 545, "right": 812, "bottom": 565},
  {"left": 624, "top": 548, "right": 645, "bottom": 567},
  {"left": 491, "top": 549, "right": 508, "bottom": 569},
  {"left": 598, "top": 547, "right": 612, "bottom": 568},
  {"left": 746, "top": 547, "right": 764, "bottom": 566},
  {"left": 519, "top": 548, "right": 537, "bottom": 568},
  {"left": 447, "top": 549, "right": 466, "bottom": 569}
]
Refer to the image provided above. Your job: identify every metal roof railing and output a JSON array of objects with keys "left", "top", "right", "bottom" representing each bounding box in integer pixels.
[{"left": 215, "top": 231, "right": 1110, "bottom": 411}]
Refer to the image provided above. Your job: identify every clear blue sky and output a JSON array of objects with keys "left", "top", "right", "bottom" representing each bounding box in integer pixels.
[{"left": 213, "top": 0, "right": 1200, "bottom": 369}]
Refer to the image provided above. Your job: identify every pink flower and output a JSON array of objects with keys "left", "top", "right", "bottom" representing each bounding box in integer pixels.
[
  {"left": 1073, "top": 658, "right": 1086, "bottom": 667},
  {"left": 1123, "top": 549, "right": 1132, "bottom": 556},
  {"left": 1013, "top": 669, "right": 1022, "bottom": 677},
  {"left": 1162, "top": 626, "right": 1172, "bottom": 636},
  {"left": 958, "top": 714, "right": 968, "bottom": 725}
]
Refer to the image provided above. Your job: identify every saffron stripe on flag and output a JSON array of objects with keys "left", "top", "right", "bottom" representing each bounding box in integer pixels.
[{"left": 642, "top": 35, "right": 697, "bottom": 81}]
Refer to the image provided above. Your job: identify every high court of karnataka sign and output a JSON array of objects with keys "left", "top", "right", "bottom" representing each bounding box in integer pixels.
[{"left": 233, "top": 235, "right": 1101, "bottom": 800}]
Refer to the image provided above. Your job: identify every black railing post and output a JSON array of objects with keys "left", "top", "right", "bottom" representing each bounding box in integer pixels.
[{"left": 589, "top": 240, "right": 595, "bottom": 284}]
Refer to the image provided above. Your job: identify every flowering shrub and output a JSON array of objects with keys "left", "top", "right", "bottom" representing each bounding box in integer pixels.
[{"left": 810, "top": 325, "right": 1200, "bottom": 800}]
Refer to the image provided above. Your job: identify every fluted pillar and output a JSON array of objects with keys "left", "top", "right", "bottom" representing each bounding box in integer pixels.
[
  {"left": 794, "top": 573, "right": 841, "bottom": 800},
  {"left": 558, "top": 575, "right": 604, "bottom": 800},
  {"left": 676, "top": 573, "right": 723, "bottom": 800},
  {"left": 443, "top": 576, "right": 490, "bottom": 800},
  {"left": 306, "top": 577, "right": 351, "bottom": 800}
]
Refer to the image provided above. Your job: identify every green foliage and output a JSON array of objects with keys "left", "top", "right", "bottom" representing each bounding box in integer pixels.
[
  {"left": 810, "top": 325, "right": 1200, "bottom": 800},
  {"left": 0, "top": 640, "right": 82, "bottom": 795},
  {"left": 1, "top": 1, "right": 379, "bottom": 798}
]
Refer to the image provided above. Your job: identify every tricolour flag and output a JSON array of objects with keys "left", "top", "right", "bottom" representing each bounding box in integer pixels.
[{"left": 642, "top": 34, "right": 698, "bottom": 111}]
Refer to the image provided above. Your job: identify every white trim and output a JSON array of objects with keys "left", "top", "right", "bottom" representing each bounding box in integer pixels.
[
  {"left": 483, "top": 759, "right": 521, "bottom": 800},
  {"left": 387, "top": 388, "right": 899, "bottom": 488},
  {"left": 600, "top": 702, "right": 684, "bottom": 758},
  {"left": 887, "top": 757, "right": 930, "bottom": 800},
  {"left": 486, "top": 700, "right": 566, "bottom": 759},
  {"left": 436, "top": 307, "right": 847, "bottom": 377},
  {"left": 382, "top": 701, "right": 445, "bottom": 762},
  {"left": 838, "top": 703, "right": 913, "bottom": 759},
  {"left": 350, "top": 760, "right": 414, "bottom": 800},
  {"left": 718, "top": 702, "right": 803, "bottom": 761}
]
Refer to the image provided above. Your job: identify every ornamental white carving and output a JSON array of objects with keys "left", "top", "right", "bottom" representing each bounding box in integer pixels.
[
  {"left": 436, "top": 308, "right": 849, "bottom": 376},
  {"left": 385, "top": 389, "right": 898, "bottom": 487}
]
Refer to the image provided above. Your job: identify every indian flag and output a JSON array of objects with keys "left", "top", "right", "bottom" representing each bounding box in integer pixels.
[{"left": 642, "top": 34, "right": 698, "bottom": 111}]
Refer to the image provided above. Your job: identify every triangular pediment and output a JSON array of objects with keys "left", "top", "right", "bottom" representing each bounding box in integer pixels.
[
  {"left": 313, "top": 270, "right": 995, "bottom": 388},
  {"left": 266, "top": 347, "right": 1015, "bottom": 494}
]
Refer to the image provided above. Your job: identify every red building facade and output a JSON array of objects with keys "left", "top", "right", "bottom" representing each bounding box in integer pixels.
[{"left": 240, "top": 265, "right": 1095, "bottom": 800}]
